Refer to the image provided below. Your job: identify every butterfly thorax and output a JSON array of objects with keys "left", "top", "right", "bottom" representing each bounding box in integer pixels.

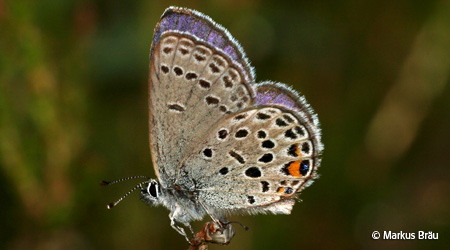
[{"left": 140, "top": 179, "right": 206, "bottom": 223}]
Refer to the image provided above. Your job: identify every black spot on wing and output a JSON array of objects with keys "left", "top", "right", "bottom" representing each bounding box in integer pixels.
[
  {"left": 245, "top": 167, "right": 261, "bottom": 178},
  {"left": 229, "top": 151, "right": 245, "bottom": 164}
]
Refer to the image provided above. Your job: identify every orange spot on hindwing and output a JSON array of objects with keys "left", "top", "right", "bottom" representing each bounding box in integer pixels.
[
  {"left": 295, "top": 145, "right": 302, "bottom": 156},
  {"left": 277, "top": 186, "right": 294, "bottom": 196},
  {"left": 287, "top": 160, "right": 301, "bottom": 177},
  {"left": 288, "top": 144, "right": 302, "bottom": 157}
]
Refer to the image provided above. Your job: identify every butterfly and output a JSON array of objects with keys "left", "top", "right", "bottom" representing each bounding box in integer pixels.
[{"left": 102, "top": 6, "right": 323, "bottom": 248}]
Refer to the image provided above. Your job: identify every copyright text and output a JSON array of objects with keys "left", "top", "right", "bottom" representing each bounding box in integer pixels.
[{"left": 372, "top": 231, "right": 438, "bottom": 240}]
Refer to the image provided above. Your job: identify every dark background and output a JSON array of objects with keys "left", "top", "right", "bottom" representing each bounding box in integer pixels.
[{"left": 1, "top": 0, "right": 449, "bottom": 249}]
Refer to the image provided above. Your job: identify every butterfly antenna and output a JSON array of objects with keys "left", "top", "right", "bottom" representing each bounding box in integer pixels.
[
  {"left": 105, "top": 181, "right": 147, "bottom": 209},
  {"left": 100, "top": 175, "right": 150, "bottom": 186}
]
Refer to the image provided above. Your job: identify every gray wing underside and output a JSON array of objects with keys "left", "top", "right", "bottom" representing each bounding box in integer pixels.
[
  {"left": 149, "top": 34, "right": 254, "bottom": 187},
  {"left": 149, "top": 34, "right": 321, "bottom": 215},
  {"left": 148, "top": 8, "right": 322, "bottom": 216},
  {"left": 181, "top": 106, "right": 320, "bottom": 215}
]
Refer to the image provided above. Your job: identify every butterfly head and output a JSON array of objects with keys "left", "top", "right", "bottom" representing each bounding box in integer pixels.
[
  {"left": 140, "top": 179, "right": 163, "bottom": 206},
  {"left": 100, "top": 176, "right": 164, "bottom": 209}
]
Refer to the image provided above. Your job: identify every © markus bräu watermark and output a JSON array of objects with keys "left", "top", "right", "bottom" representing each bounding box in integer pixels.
[{"left": 372, "top": 231, "right": 438, "bottom": 240}]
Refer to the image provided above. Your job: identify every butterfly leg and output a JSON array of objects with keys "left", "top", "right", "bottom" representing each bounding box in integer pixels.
[
  {"left": 170, "top": 217, "right": 190, "bottom": 243},
  {"left": 186, "top": 223, "right": 195, "bottom": 235},
  {"left": 198, "top": 200, "right": 222, "bottom": 226},
  {"left": 169, "top": 207, "right": 191, "bottom": 243}
]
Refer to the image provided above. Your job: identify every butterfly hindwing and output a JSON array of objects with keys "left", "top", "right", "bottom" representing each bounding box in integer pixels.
[{"left": 181, "top": 102, "right": 320, "bottom": 214}]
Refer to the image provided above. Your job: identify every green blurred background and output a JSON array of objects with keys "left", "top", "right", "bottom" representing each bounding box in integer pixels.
[{"left": 1, "top": 0, "right": 449, "bottom": 249}]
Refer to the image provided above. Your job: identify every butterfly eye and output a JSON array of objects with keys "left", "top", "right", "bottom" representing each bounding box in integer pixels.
[{"left": 148, "top": 182, "right": 158, "bottom": 197}]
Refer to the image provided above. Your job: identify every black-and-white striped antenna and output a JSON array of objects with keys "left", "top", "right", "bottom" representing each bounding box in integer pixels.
[
  {"left": 100, "top": 175, "right": 149, "bottom": 186},
  {"left": 100, "top": 176, "right": 150, "bottom": 209}
]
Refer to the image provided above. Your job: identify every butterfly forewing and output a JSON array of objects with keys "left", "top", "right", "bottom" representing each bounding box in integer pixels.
[{"left": 149, "top": 33, "right": 254, "bottom": 186}]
